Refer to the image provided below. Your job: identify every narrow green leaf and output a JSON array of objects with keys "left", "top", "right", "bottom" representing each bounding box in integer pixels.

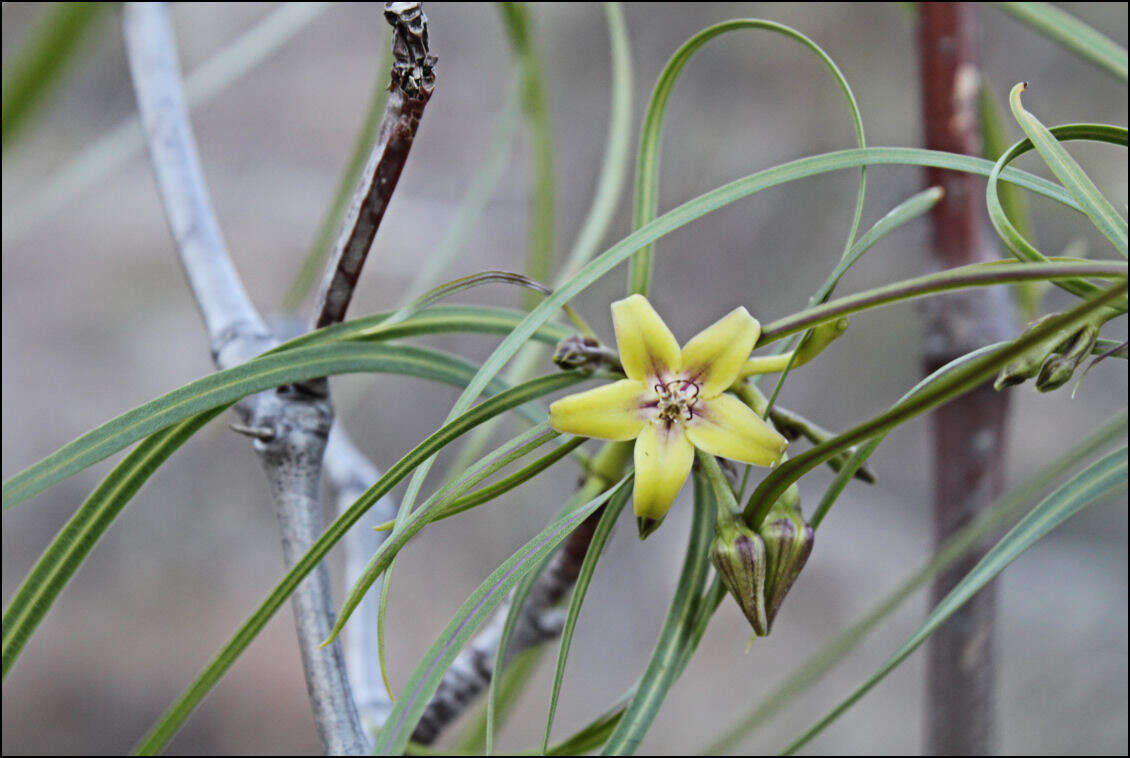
[
  {"left": 1008, "top": 84, "right": 1127, "bottom": 258},
  {"left": 558, "top": 3, "right": 634, "bottom": 280},
  {"left": 542, "top": 481, "right": 632, "bottom": 752},
  {"left": 756, "top": 260, "right": 1127, "bottom": 347},
  {"left": 744, "top": 280, "right": 1128, "bottom": 527},
  {"left": 986, "top": 122, "right": 1127, "bottom": 299},
  {"left": 498, "top": 2, "right": 556, "bottom": 308},
  {"left": 994, "top": 2, "right": 1128, "bottom": 82},
  {"left": 424, "top": 144, "right": 1090, "bottom": 509},
  {"left": 602, "top": 470, "right": 716, "bottom": 755},
  {"left": 979, "top": 79, "right": 1043, "bottom": 319},
  {"left": 402, "top": 83, "right": 522, "bottom": 303},
  {"left": 372, "top": 476, "right": 635, "bottom": 756},
  {"left": 783, "top": 444, "right": 1129, "bottom": 754},
  {"left": 707, "top": 409, "right": 1128, "bottom": 753},
  {"left": 2, "top": 342, "right": 523, "bottom": 510},
  {"left": 132, "top": 371, "right": 598, "bottom": 754},
  {"left": 4, "top": 304, "right": 578, "bottom": 511},
  {"left": 2, "top": 408, "right": 225, "bottom": 678},
  {"left": 628, "top": 18, "right": 866, "bottom": 296},
  {"left": 2, "top": 2, "right": 105, "bottom": 149}
]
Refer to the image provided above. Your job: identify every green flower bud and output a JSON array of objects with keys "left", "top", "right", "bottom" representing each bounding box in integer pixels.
[
  {"left": 759, "top": 493, "right": 815, "bottom": 633},
  {"left": 1035, "top": 323, "right": 1099, "bottom": 392},
  {"left": 793, "top": 316, "right": 850, "bottom": 368},
  {"left": 710, "top": 518, "right": 769, "bottom": 635},
  {"left": 994, "top": 315, "right": 1062, "bottom": 390}
]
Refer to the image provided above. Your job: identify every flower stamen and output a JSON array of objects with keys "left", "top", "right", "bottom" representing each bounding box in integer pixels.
[{"left": 654, "top": 379, "right": 700, "bottom": 425}]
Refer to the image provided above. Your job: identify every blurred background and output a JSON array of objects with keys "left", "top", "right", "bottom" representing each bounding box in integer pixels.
[{"left": 2, "top": 2, "right": 1126, "bottom": 754}]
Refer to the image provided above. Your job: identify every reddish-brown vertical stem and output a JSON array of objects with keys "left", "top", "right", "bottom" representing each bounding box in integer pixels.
[{"left": 918, "top": 4, "right": 1011, "bottom": 754}]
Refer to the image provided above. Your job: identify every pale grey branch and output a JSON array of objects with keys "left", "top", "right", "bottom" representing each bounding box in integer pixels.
[{"left": 124, "top": 4, "right": 366, "bottom": 753}]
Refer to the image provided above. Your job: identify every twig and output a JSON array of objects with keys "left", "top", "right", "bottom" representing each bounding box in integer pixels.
[
  {"left": 312, "top": 1, "right": 436, "bottom": 329},
  {"left": 124, "top": 5, "right": 367, "bottom": 753},
  {"left": 917, "top": 4, "right": 1010, "bottom": 753}
]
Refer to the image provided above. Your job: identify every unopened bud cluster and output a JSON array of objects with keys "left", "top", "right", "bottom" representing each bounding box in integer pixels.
[
  {"left": 995, "top": 312, "right": 1107, "bottom": 392},
  {"left": 710, "top": 484, "right": 813, "bottom": 637}
]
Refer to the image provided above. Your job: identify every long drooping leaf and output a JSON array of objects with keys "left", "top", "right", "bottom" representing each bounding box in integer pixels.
[
  {"left": 558, "top": 2, "right": 633, "bottom": 280},
  {"left": 755, "top": 260, "right": 1125, "bottom": 346},
  {"left": 628, "top": 18, "right": 866, "bottom": 296},
  {"left": 5, "top": 147, "right": 1098, "bottom": 511},
  {"left": 979, "top": 79, "right": 1045, "bottom": 319},
  {"left": 1008, "top": 85, "right": 1127, "bottom": 258},
  {"left": 372, "top": 476, "right": 635, "bottom": 756},
  {"left": 1, "top": 407, "right": 225, "bottom": 678},
  {"left": 783, "top": 445, "right": 1129, "bottom": 754},
  {"left": 2, "top": 2, "right": 105, "bottom": 149},
  {"left": 542, "top": 482, "right": 632, "bottom": 752},
  {"left": 986, "top": 122, "right": 1126, "bottom": 300},
  {"left": 744, "top": 281, "right": 1128, "bottom": 527},
  {"left": 401, "top": 83, "right": 522, "bottom": 303},
  {"left": 601, "top": 471, "right": 716, "bottom": 755},
  {"left": 706, "top": 409, "right": 1128, "bottom": 754},
  {"left": 131, "top": 371, "right": 599, "bottom": 754},
  {"left": 3, "top": 306, "right": 575, "bottom": 510},
  {"left": 425, "top": 145, "right": 1089, "bottom": 454},
  {"left": 993, "top": 2, "right": 1128, "bottom": 82},
  {"left": 3, "top": 343, "right": 510, "bottom": 509},
  {"left": 498, "top": 2, "right": 556, "bottom": 307}
]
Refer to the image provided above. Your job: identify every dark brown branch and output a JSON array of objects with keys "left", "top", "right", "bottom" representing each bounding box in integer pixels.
[
  {"left": 917, "top": 4, "right": 1010, "bottom": 753},
  {"left": 312, "top": 1, "right": 436, "bottom": 329}
]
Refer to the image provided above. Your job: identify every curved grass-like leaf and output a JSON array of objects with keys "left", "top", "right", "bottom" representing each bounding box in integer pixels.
[
  {"left": 707, "top": 409, "right": 1128, "bottom": 754},
  {"left": 3, "top": 307, "right": 575, "bottom": 510},
  {"left": 601, "top": 470, "right": 716, "bottom": 755},
  {"left": 542, "top": 482, "right": 632, "bottom": 752},
  {"left": 9, "top": 148, "right": 1091, "bottom": 513},
  {"left": 979, "top": 79, "right": 1045, "bottom": 319},
  {"left": 2, "top": 343, "right": 515, "bottom": 510},
  {"left": 744, "top": 280, "right": 1129, "bottom": 527},
  {"left": 993, "top": 2, "right": 1128, "bottom": 82},
  {"left": 498, "top": 2, "right": 555, "bottom": 306},
  {"left": 783, "top": 444, "right": 1129, "bottom": 755},
  {"left": 372, "top": 476, "right": 635, "bottom": 756},
  {"left": 628, "top": 18, "right": 866, "bottom": 296},
  {"left": 755, "top": 260, "right": 1126, "bottom": 346},
  {"left": 409, "top": 145, "right": 1091, "bottom": 524},
  {"left": 558, "top": 3, "right": 633, "bottom": 281},
  {"left": 755, "top": 185, "right": 946, "bottom": 414},
  {"left": 132, "top": 371, "right": 597, "bottom": 754},
  {"left": 402, "top": 84, "right": 522, "bottom": 303},
  {"left": 1009, "top": 86, "right": 1127, "bottom": 258},
  {"left": 2, "top": 2, "right": 105, "bottom": 149},
  {"left": 487, "top": 553, "right": 551, "bottom": 755},
  {"left": 1, "top": 407, "right": 225, "bottom": 678},
  {"left": 986, "top": 123, "right": 1126, "bottom": 301}
]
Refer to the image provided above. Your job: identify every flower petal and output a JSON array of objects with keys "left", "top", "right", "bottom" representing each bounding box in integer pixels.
[
  {"left": 680, "top": 306, "right": 761, "bottom": 397},
  {"left": 612, "top": 294, "right": 681, "bottom": 383},
  {"left": 633, "top": 422, "right": 694, "bottom": 519},
  {"left": 549, "top": 379, "right": 648, "bottom": 441},
  {"left": 686, "top": 393, "right": 788, "bottom": 466}
]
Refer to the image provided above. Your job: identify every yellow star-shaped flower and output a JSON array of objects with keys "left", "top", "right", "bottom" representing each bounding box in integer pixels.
[{"left": 549, "top": 294, "right": 788, "bottom": 520}]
